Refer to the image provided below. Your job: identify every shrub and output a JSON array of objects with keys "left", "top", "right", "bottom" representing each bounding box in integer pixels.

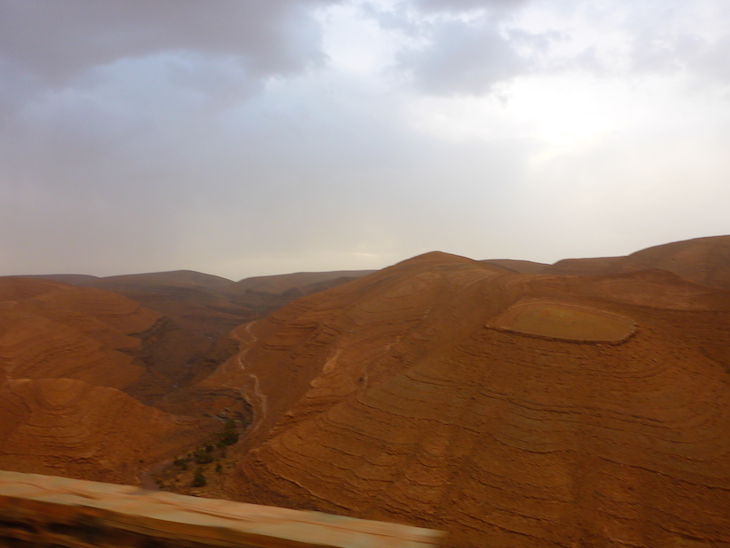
[
  {"left": 218, "top": 418, "right": 239, "bottom": 446},
  {"left": 194, "top": 449, "right": 214, "bottom": 464},
  {"left": 219, "top": 431, "right": 239, "bottom": 446},
  {"left": 192, "top": 467, "right": 207, "bottom": 488}
]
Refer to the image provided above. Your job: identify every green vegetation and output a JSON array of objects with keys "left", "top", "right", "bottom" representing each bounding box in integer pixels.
[
  {"left": 192, "top": 467, "right": 207, "bottom": 488},
  {"left": 218, "top": 418, "right": 239, "bottom": 446},
  {"left": 193, "top": 448, "right": 214, "bottom": 464},
  {"left": 161, "top": 416, "right": 244, "bottom": 494}
]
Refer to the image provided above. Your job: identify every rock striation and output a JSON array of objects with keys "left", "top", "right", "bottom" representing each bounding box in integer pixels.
[
  {"left": 0, "top": 278, "right": 216, "bottom": 484},
  {"left": 0, "top": 378, "right": 213, "bottom": 483},
  {"left": 213, "top": 250, "right": 730, "bottom": 548},
  {"left": 548, "top": 234, "right": 730, "bottom": 290},
  {"left": 0, "top": 277, "right": 159, "bottom": 388}
]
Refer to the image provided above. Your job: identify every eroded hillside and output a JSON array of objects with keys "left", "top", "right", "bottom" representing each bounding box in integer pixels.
[
  {"left": 0, "top": 278, "right": 219, "bottom": 483},
  {"left": 547, "top": 234, "right": 730, "bottom": 290},
  {"left": 3, "top": 237, "right": 730, "bottom": 547},
  {"left": 205, "top": 249, "right": 730, "bottom": 548}
]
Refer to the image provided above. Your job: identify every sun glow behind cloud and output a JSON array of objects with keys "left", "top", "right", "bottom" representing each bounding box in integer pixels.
[{"left": 404, "top": 73, "right": 629, "bottom": 154}]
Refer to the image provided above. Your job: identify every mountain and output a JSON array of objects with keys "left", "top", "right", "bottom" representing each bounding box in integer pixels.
[
  {"left": 29, "top": 269, "right": 378, "bottom": 337},
  {"left": 0, "top": 377, "right": 214, "bottom": 484},
  {"left": 200, "top": 249, "right": 730, "bottom": 548},
  {"left": 234, "top": 270, "right": 377, "bottom": 294},
  {"left": 547, "top": 235, "right": 730, "bottom": 289},
  {"left": 229, "top": 270, "right": 378, "bottom": 319},
  {"left": 21, "top": 269, "right": 376, "bottom": 397},
  {"left": 0, "top": 277, "right": 158, "bottom": 388},
  {"left": 0, "top": 269, "right": 380, "bottom": 486},
  {"left": 4, "top": 236, "right": 730, "bottom": 546},
  {"left": 28, "top": 270, "right": 247, "bottom": 337},
  {"left": 480, "top": 259, "right": 549, "bottom": 273},
  {"left": 0, "top": 277, "right": 219, "bottom": 483}
]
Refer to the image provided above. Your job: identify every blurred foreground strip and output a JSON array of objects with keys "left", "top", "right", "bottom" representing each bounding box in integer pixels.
[{"left": 0, "top": 470, "right": 445, "bottom": 547}]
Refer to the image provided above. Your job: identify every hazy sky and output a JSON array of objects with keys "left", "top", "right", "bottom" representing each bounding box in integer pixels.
[{"left": 2, "top": 0, "right": 729, "bottom": 279}]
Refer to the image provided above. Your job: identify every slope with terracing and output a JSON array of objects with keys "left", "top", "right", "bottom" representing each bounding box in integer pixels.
[
  {"left": 0, "top": 278, "right": 218, "bottom": 484},
  {"left": 548, "top": 234, "right": 730, "bottom": 290},
  {"left": 205, "top": 248, "right": 730, "bottom": 548}
]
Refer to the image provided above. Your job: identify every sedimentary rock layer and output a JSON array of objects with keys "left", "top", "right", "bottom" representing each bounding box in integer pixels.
[
  {"left": 0, "top": 378, "right": 214, "bottom": 483},
  {"left": 217, "top": 252, "right": 730, "bottom": 548},
  {"left": 0, "top": 277, "right": 159, "bottom": 388},
  {"left": 0, "top": 278, "right": 216, "bottom": 483}
]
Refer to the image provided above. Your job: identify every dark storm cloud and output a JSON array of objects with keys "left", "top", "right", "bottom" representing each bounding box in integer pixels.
[
  {"left": 0, "top": 0, "right": 342, "bottom": 185},
  {"left": 0, "top": 0, "right": 344, "bottom": 277},
  {"left": 0, "top": 0, "right": 337, "bottom": 86}
]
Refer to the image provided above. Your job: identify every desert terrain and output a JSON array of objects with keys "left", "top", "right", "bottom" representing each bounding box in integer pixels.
[{"left": 1, "top": 235, "right": 730, "bottom": 547}]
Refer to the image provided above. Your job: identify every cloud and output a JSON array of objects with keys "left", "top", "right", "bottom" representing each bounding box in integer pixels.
[
  {"left": 395, "top": 15, "right": 529, "bottom": 94},
  {"left": 361, "top": 0, "right": 553, "bottom": 96},
  {"left": 0, "top": 0, "right": 337, "bottom": 86},
  {"left": 414, "top": 0, "right": 531, "bottom": 14},
  {"left": 1, "top": 0, "right": 729, "bottom": 279}
]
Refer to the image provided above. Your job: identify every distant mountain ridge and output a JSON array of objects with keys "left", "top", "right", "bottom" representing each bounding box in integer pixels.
[
  {"left": 544, "top": 235, "right": 730, "bottom": 290},
  {"left": 19, "top": 234, "right": 730, "bottom": 297}
]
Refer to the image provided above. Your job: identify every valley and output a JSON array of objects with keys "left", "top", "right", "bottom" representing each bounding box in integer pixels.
[{"left": 1, "top": 235, "right": 730, "bottom": 547}]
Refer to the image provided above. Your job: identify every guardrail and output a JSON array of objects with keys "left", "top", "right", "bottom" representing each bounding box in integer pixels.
[{"left": 0, "top": 470, "right": 445, "bottom": 547}]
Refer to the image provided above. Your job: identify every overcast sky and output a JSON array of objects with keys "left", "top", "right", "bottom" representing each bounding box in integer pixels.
[{"left": 2, "top": 0, "right": 729, "bottom": 280}]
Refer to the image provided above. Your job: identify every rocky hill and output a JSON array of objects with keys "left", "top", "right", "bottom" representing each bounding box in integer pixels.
[
  {"left": 3, "top": 236, "right": 730, "bottom": 547},
  {"left": 202, "top": 247, "right": 730, "bottom": 548},
  {"left": 0, "top": 278, "right": 219, "bottom": 483},
  {"left": 547, "top": 235, "right": 730, "bottom": 289}
]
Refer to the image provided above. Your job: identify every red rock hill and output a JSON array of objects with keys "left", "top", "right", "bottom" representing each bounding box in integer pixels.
[{"left": 208, "top": 250, "right": 730, "bottom": 548}]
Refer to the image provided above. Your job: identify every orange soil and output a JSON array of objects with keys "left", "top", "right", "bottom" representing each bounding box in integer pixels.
[
  {"left": 206, "top": 250, "right": 730, "bottom": 548},
  {"left": 0, "top": 278, "right": 217, "bottom": 484},
  {"left": 548, "top": 235, "right": 730, "bottom": 290},
  {"left": 0, "top": 278, "right": 159, "bottom": 388},
  {"left": 0, "top": 378, "right": 214, "bottom": 484},
  {"left": 489, "top": 300, "right": 636, "bottom": 342}
]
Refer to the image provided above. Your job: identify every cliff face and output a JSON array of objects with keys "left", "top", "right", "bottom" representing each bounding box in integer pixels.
[{"left": 212, "top": 251, "right": 730, "bottom": 548}]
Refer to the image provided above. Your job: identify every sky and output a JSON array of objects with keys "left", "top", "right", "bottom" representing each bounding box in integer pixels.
[{"left": 2, "top": 0, "right": 730, "bottom": 280}]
